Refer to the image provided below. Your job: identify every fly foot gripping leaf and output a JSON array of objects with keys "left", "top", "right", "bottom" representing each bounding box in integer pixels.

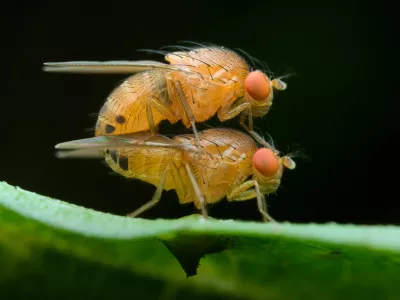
[{"left": 1, "top": 181, "right": 400, "bottom": 300}]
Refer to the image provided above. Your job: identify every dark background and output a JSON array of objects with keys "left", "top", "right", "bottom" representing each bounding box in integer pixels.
[{"left": 1, "top": 1, "right": 394, "bottom": 225}]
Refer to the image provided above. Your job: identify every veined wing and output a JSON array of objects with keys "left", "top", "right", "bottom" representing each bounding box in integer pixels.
[
  {"left": 55, "top": 133, "right": 198, "bottom": 156},
  {"left": 55, "top": 148, "right": 104, "bottom": 159},
  {"left": 42, "top": 60, "right": 193, "bottom": 74}
]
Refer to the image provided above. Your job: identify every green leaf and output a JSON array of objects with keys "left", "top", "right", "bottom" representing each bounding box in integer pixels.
[{"left": 1, "top": 181, "right": 400, "bottom": 300}]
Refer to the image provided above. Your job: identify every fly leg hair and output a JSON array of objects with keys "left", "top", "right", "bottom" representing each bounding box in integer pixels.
[
  {"left": 126, "top": 161, "right": 208, "bottom": 219},
  {"left": 184, "top": 162, "right": 208, "bottom": 219},
  {"left": 226, "top": 180, "right": 276, "bottom": 223},
  {"left": 146, "top": 95, "right": 178, "bottom": 136},
  {"left": 217, "top": 101, "right": 274, "bottom": 149},
  {"left": 170, "top": 80, "right": 202, "bottom": 151},
  {"left": 127, "top": 162, "right": 181, "bottom": 218},
  {"left": 217, "top": 100, "right": 252, "bottom": 123},
  {"left": 239, "top": 113, "right": 275, "bottom": 150}
]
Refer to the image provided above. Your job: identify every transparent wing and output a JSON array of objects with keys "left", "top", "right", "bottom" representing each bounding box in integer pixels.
[
  {"left": 55, "top": 133, "right": 198, "bottom": 153},
  {"left": 42, "top": 60, "right": 191, "bottom": 74},
  {"left": 55, "top": 148, "right": 104, "bottom": 159}
]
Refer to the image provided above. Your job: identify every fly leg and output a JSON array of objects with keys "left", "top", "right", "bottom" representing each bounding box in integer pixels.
[
  {"left": 217, "top": 102, "right": 274, "bottom": 149},
  {"left": 239, "top": 114, "right": 275, "bottom": 150},
  {"left": 217, "top": 101, "right": 252, "bottom": 122},
  {"left": 226, "top": 180, "right": 276, "bottom": 223},
  {"left": 127, "top": 160, "right": 192, "bottom": 218},
  {"left": 184, "top": 162, "right": 208, "bottom": 219},
  {"left": 170, "top": 80, "right": 201, "bottom": 151},
  {"left": 127, "top": 163, "right": 173, "bottom": 218},
  {"left": 146, "top": 96, "right": 179, "bottom": 136}
]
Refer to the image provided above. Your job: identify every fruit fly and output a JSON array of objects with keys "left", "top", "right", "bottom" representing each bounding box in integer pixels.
[
  {"left": 44, "top": 42, "right": 288, "bottom": 149},
  {"left": 55, "top": 128, "right": 296, "bottom": 222}
]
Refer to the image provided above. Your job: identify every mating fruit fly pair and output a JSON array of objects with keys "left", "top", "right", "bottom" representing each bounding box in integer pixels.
[{"left": 47, "top": 42, "right": 296, "bottom": 222}]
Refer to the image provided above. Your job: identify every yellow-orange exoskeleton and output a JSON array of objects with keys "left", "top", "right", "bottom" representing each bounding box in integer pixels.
[
  {"left": 44, "top": 42, "right": 288, "bottom": 149},
  {"left": 56, "top": 128, "right": 296, "bottom": 222}
]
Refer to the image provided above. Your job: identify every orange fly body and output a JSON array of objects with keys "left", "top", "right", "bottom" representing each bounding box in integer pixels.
[
  {"left": 44, "top": 42, "right": 288, "bottom": 148},
  {"left": 55, "top": 128, "right": 296, "bottom": 222}
]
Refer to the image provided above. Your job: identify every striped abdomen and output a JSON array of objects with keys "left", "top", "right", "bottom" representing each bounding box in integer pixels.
[
  {"left": 95, "top": 70, "right": 180, "bottom": 137},
  {"left": 103, "top": 146, "right": 195, "bottom": 204}
]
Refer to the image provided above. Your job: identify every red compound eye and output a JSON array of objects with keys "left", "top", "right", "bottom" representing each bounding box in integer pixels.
[
  {"left": 253, "top": 148, "right": 279, "bottom": 177},
  {"left": 244, "top": 71, "right": 271, "bottom": 101}
]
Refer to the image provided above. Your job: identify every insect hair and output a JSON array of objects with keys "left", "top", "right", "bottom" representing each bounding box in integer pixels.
[
  {"left": 138, "top": 48, "right": 196, "bottom": 66},
  {"left": 142, "top": 41, "right": 285, "bottom": 81},
  {"left": 84, "top": 124, "right": 97, "bottom": 135},
  {"left": 274, "top": 68, "right": 298, "bottom": 83},
  {"left": 163, "top": 41, "right": 252, "bottom": 73},
  {"left": 160, "top": 45, "right": 200, "bottom": 56},
  {"left": 139, "top": 44, "right": 203, "bottom": 63},
  {"left": 233, "top": 48, "right": 273, "bottom": 76},
  {"left": 88, "top": 112, "right": 99, "bottom": 120},
  {"left": 228, "top": 116, "right": 277, "bottom": 151},
  {"left": 178, "top": 40, "right": 219, "bottom": 49},
  {"left": 161, "top": 42, "right": 244, "bottom": 79},
  {"left": 261, "top": 131, "right": 277, "bottom": 150},
  {"left": 235, "top": 46, "right": 296, "bottom": 82},
  {"left": 162, "top": 44, "right": 219, "bottom": 71},
  {"left": 284, "top": 145, "right": 310, "bottom": 162},
  {"left": 137, "top": 48, "right": 170, "bottom": 57}
]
